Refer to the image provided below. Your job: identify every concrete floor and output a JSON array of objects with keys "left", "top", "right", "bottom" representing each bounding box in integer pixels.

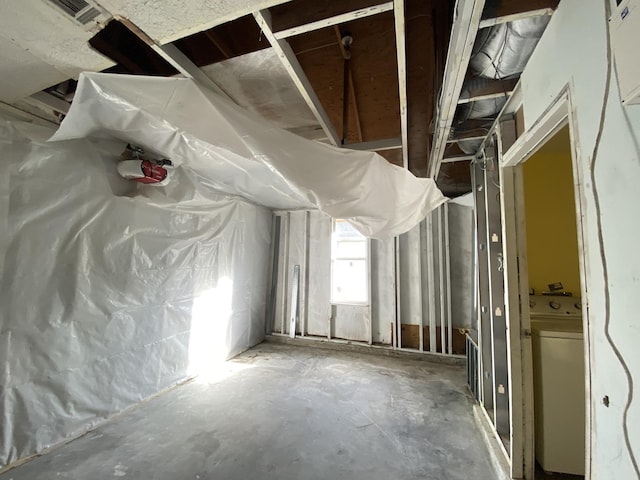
[{"left": 0, "top": 343, "right": 497, "bottom": 480}]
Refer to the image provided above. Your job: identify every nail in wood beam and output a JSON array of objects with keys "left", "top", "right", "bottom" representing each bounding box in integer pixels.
[
  {"left": 393, "top": 0, "right": 409, "bottom": 169},
  {"left": 275, "top": 2, "right": 394, "bottom": 39},
  {"left": 254, "top": 9, "right": 341, "bottom": 146},
  {"left": 429, "top": 0, "right": 487, "bottom": 179}
]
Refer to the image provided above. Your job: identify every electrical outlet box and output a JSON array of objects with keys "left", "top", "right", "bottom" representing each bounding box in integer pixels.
[{"left": 610, "top": 0, "right": 640, "bottom": 105}]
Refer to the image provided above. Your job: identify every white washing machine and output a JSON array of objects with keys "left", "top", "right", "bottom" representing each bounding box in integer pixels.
[{"left": 529, "top": 295, "right": 585, "bottom": 476}]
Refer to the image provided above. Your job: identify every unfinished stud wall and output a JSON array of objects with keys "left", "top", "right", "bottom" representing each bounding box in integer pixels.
[
  {"left": 447, "top": 202, "right": 474, "bottom": 329},
  {"left": 271, "top": 207, "right": 463, "bottom": 354},
  {"left": 518, "top": 0, "right": 640, "bottom": 476},
  {"left": 0, "top": 122, "right": 271, "bottom": 469}
]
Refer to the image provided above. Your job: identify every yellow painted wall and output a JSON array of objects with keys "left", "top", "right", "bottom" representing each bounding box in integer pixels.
[{"left": 523, "top": 130, "right": 581, "bottom": 295}]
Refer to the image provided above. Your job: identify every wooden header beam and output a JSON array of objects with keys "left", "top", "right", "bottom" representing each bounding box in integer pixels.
[{"left": 274, "top": 2, "right": 393, "bottom": 39}]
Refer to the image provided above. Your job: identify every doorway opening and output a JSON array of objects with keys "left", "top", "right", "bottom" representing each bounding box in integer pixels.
[{"left": 520, "top": 125, "right": 586, "bottom": 479}]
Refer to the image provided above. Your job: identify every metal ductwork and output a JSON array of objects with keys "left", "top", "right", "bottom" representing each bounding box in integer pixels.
[
  {"left": 470, "top": 16, "right": 551, "bottom": 79},
  {"left": 457, "top": 138, "right": 484, "bottom": 155}
]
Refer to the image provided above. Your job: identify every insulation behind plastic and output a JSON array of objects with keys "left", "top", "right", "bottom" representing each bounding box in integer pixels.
[
  {"left": 51, "top": 73, "right": 446, "bottom": 238},
  {"left": 0, "top": 120, "right": 272, "bottom": 468}
]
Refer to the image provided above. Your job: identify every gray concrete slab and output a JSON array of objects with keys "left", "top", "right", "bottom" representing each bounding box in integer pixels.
[{"left": 0, "top": 343, "right": 497, "bottom": 480}]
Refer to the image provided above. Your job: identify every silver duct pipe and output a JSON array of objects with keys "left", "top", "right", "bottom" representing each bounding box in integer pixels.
[{"left": 470, "top": 16, "right": 550, "bottom": 79}]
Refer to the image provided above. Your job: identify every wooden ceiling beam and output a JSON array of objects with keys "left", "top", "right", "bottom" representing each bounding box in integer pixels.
[
  {"left": 253, "top": 9, "right": 341, "bottom": 146},
  {"left": 270, "top": 0, "right": 392, "bottom": 33},
  {"left": 275, "top": 2, "right": 393, "bottom": 39},
  {"left": 442, "top": 155, "right": 475, "bottom": 163},
  {"left": 116, "top": 18, "right": 230, "bottom": 99},
  {"left": 480, "top": 0, "right": 558, "bottom": 28},
  {"left": 346, "top": 137, "right": 402, "bottom": 151},
  {"left": 458, "top": 78, "right": 518, "bottom": 104},
  {"left": 26, "top": 91, "right": 71, "bottom": 115},
  {"left": 203, "top": 30, "right": 232, "bottom": 59},
  {"left": 0, "top": 102, "right": 58, "bottom": 127},
  {"left": 393, "top": 0, "right": 408, "bottom": 169},
  {"left": 428, "top": 0, "right": 486, "bottom": 179}
]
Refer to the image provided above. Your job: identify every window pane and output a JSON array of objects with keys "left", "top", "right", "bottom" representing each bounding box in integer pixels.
[
  {"left": 334, "top": 220, "right": 361, "bottom": 239},
  {"left": 334, "top": 240, "right": 367, "bottom": 258},
  {"left": 332, "top": 259, "right": 367, "bottom": 303}
]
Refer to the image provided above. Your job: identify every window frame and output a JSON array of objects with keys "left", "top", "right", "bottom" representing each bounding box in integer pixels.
[{"left": 330, "top": 219, "right": 370, "bottom": 306}]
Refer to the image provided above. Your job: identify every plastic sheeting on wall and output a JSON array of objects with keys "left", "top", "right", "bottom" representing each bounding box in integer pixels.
[
  {"left": 0, "top": 120, "right": 271, "bottom": 468},
  {"left": 51, "top": 73, "right": 446, "bottom": 238}
]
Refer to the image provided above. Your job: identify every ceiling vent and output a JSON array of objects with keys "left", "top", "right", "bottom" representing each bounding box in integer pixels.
[{"left": 46, "top": 0, "right": 110, "bottom": 30}]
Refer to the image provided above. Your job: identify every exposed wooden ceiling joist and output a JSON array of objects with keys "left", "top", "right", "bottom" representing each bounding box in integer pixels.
[
  {"left": 428, "top": 0, "right": 486, "bottom": 179},
  {"left": 173, "top": 16, "right": 269, "bottom": 67},
  {"left": 346, "top": 137, "right": 402, "bottom": 151},
  {"left": 90, "top": 19, "right": 178, "bottom": 76},
  {"left": 442, "top": 155, "right": 475, "bottom": 163},
  {"left": 393, "top": 0, "right": 408, "bottom": 169},
  {"left": 253, "top": 9, "right": 341, "bottom": 146},
  {"left": 269, "top": 0, "right": 391, "bottom": 34},
  {"left": 274, "top": 2, "right": 393, "bottom": 39},
  {"left": 0, "top": 101, "right": 59, "bottom": 127},
  {"left": 480, "top": 0, "right": 559, "bottom": 28},
  {"left": 457, "top": 77, "right": 517, "bottom": 104},
  {"left": 26, "top": 91, "right": 70, "bottom": 115}
]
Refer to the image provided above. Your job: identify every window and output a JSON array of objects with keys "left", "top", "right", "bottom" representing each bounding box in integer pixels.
[{"left": 331, "top": 219, "right": 369, "bottom": 304}]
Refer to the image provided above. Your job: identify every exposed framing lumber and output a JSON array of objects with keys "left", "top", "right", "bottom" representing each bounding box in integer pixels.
[
  {"left": 253, "top": 9, "right": 341, "bottom": 146},
  {"left": 480, "top": 0, "right": 559, "bottom": 28},
  {"left": 117, "top": 17, "right": 230, "bottom": 99},
  {"left": 203, "top": 30, "right": 232, "bottom": 59},
  {"left": 447, "top": 126, "right": 490, "bottom": 143},
  {"left": 393, "top": 0, "right": 408, "bottom": 169},
  {"left": 429, "top": 0, "right": 487, "bottom": 179},
  {"left": 448, "top": 135, "right": 486, "bottom": 144},
  {"left": 0, "top": 102, "right": 58, "bottom": 127},
  {"left": 26, "top": 91, "right": 71, "bottom": 115},
  {"left": 479, "top": 7, "right": 553, "bottom": 28},
  {"left": 346, "top": 137, "right": 402, "bottom": 151},
  {"left": 441, "top": 155, "right": 475, "bottom": 163},
  {"left": 458, "top": 78, "right": 518, "bottom": 104},
  {"left": 274, "top": 2, "right": 393, "bottom": 39}
]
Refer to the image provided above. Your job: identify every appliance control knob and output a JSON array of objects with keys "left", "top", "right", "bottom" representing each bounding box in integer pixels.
[
  {"left": 549, "top": 300, "right": 561, "bottom": 310},
  {"left": 575, "top": 302, "right": 582, "bottom": 310},
  {"left": 529, "top": 299, "right": 536, "bottom": 308}
]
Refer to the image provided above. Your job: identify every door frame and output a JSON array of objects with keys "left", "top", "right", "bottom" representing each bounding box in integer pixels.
[{"left": 499, "top": 86, "right": 592, "bottom": 479}]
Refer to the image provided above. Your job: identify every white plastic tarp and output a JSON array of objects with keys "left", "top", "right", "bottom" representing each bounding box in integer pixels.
[
  {"left": 51, "top": 72, "right": 446, "bottom": 238},
  {"left": 0, "top": 120, "right": 271, "bottom": 468}
]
